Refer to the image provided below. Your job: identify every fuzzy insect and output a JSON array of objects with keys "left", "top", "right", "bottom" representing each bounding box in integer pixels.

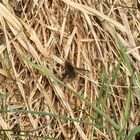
[{"left": 61, "top": 61, "right": 89, "bottom": 81}]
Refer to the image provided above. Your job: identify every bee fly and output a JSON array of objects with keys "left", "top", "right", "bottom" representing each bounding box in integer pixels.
[{"left": 61, "top": 60, "right": 89, "bottom": 81}]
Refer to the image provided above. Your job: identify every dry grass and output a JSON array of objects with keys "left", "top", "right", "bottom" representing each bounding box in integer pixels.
[{"left": 0, "top": 0, "right": 140, "bottom": 140}]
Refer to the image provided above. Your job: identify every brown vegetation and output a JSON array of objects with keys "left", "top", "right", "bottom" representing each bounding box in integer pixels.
[{"left": 0, "top": 0, "right": 140, "bottom": 140}]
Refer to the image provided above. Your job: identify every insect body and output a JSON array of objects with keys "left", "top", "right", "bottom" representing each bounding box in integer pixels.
[
  {"left": 61, "top": 61, "right": 77, "bottom": 81},
  {"left": 61, "top": 60, "right": 89, "bottom": 81}
]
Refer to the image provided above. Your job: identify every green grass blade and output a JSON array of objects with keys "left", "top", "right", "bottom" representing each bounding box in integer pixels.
[
  {"left": 114, "top": 32, "right": 133, "bottom": 75},
  {"left": 109, "top": 58, "right": 122, "bottom": 124},
  {"left": 0, "top": 109, "right": 91, "bottom": 125},
  {"left": 127, "top": 125, "right": 140, "bottom": 140},
  {"left": 114, "top": 33, "right": 133, "bottom": 139},
  {"left": 22, "top": 55, "right": 121, "bottom": 131}
]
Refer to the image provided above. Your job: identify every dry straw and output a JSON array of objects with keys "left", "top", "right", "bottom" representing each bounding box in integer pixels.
[{"left": 0, "top": 0, "right": 140, "bottom": 140}]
